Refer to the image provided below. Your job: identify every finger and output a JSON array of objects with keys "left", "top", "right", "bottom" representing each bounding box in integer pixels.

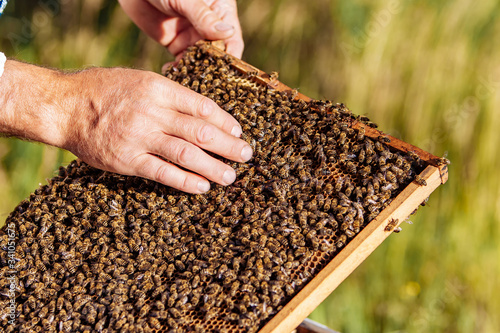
[
  {"left": 131, "top": 153, "right": 211, "bottom": 194},
  {"left": 119, "top": 0, "right": 198, "bottom": 50},
  {"left": 212, "top": 0, "right": 244, "bottom": 58},
  {"left": 119, "top": 0, "right": 175, "bottom": 46},
  {"left": 166, "top": 26, "right": 203, "bottom": 58},
  {"left": 162, "top": 113, "right": 252, "bottom": 163},
  {"left": 148, "top": 133, "right": 239, "bottom": 186},
  {"left": 163, "top": 81, "right": 242, "bottom": 137},
  {"left": 149, "top": 0, "right": 236, "bottom": 40},
  {"left": 224, "top": 33, "right": 244, "bottom": 59}
]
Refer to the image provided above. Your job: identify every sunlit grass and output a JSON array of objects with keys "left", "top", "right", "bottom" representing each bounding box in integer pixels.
[{"left": 1, "top": 0, "right": 499, "bottom": 331}]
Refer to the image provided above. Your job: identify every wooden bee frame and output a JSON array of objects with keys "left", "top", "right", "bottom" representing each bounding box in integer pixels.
[{"left": 198, "top": 41, "right": 448, "bottom": 333}]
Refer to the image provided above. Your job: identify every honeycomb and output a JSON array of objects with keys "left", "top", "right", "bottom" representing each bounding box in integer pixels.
[{"left": 0, "top": 44, "right": 429, "bottom": 333}]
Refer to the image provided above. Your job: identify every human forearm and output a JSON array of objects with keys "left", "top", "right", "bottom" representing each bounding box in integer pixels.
[{"left": 0, "top": 60, "right": 74, "bottom": 148}]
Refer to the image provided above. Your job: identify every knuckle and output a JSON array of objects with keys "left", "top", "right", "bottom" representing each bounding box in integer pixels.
[
  {"left": 224, "top": 137, "right": 241, "bottom": 154},
  {"left": 195, "top": 7, "right": 217, "bottom": 27},
  {"left": 196, "top": 123, "right": 215, "bottom": 144},
  {"left": 169, "top": 0, "right": 183, "bottom": 12},
  {"left": 198, "top": 10, "right": 212, "bottom": 25},
  {"left": 197, "top": 97, "right": 215, "bottom": 118},
  {"left": 231, "top": 143, "right": 244, "bottom": 161},
  {"left": 222, "top": 115, "right": 238, "bottom": 132},
  {"left": 179, "top": 175, "right": 191, "bottom": 192},
  {"left": 176, "top": 144, "right": 195, "bottom": 165},
  {"left": 154, "top": 163, "right": 172, "bottom": 184}
]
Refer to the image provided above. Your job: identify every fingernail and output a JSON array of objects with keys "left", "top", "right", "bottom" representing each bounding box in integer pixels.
[
  {"left": 231, "top": 125, "right": 242, "bottom": 137},
  {"left": 197, "top": 180, "right": 210, "bottom": 193},
  {"left": 215, "top": 22, "right": 234, "bottom": 32},
  {"left": 222, "top": 170, "right": 236, "bottom": 185},
  {"left": 241, "top": 145, "right": 253, "bottom": 161}
]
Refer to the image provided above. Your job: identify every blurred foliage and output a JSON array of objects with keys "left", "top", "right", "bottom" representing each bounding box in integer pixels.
[{"left": 1, "top": 0, "right": 499, "bottom": 331}]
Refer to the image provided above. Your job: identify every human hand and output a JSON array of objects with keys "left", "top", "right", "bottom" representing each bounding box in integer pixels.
[
  {"left": 60, "top": 67, "right": 252, "bottom": 193},
  {"left": 119, "top": 0, "right": 244, "bottom": 59}
]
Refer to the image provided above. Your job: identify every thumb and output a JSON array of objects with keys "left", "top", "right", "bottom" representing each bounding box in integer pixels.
[{"left": 169, "top": 0, "right": 235, "bottom": 40}]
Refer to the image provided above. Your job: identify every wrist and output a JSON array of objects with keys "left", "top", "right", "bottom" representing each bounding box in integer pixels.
[{"left": 57, "top": 67, "right": 117, "bottom": 158}]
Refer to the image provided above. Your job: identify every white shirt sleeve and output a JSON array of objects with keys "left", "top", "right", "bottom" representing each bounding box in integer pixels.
[{"left": 0, "top": 52, "right": 6, "bottom": 79}]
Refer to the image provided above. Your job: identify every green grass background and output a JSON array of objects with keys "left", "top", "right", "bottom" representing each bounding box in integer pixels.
[{"left": 1, "top": 0, "right": 499, "bottom": 332}]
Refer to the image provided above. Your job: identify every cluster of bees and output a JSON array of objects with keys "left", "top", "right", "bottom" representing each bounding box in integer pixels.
[{"left": 0, "top": 45, "right": 425, "bottom": 333}]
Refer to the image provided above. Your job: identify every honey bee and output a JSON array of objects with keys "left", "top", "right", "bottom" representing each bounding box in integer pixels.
[
  {"left": 294, "top": 247, "right": 308, "bottom": 257},
  {"left": 339, "top": 132, "right": 347, "bottom": 145},
  {"left": 278, "top": 164, "right": 290, "bottom": 178},
  {"left": 35, "top": 259, "right": 47, "bottom": 272},
  {"left": 167, "top": 317, "right": 179, "bottom": 329},
  {"left": 95, "top": 317, "right": 106, "bottom": 332},
  {"left": 166, "top": 307, "right": 182, "bottom": 319},
  {"left": 345, "top": 229, "right": 356, "bottom": 238},
  {"left": 385, "top": 170, "right": 396, "bottom": 183},
  {"left": 437, "top": 155, "right": 451, "bottom": 165},
  {"left": 114, "top": 317, "right": 127, "bottom": 330},
  {"left": 128, "top": 239, "right": 140, "bottom": 252},
  {"left": 377, "top": 135, "right": 391, "bottom": 143},
  {"left": 356, "top": 127, "right": 366, "bottom": 141},
  {"left": 401, "top": 159, "right": 411, "bottom": 172},
  {"left": 61, "top": 320, "right": 72, "bottom": 332},
  {"left": 385, "top": 218, "right": 399, "bottom": 232},
  {"left": 268, "top": 71, "right": 279, "bottom": 82},
  {"left": 391, "top": 154, "right": 404, "bottom": 168},
  {"left": 201, "top": 267, "right": 215, "bottom": 277},
  {"left": 414, "top": 175, "right": 427, "bottom": 186},
  {"left": 73, "top": 296, "right": 91, "bottom": 312},
  {"left": 336, "top": 234, "right": 347, "bottom": 248},
  {"left": 344, "top": 182, "right": 355, "bottom": 196},
  {"left": 271, "top": 294, "right": 282, "bottom": 307},
  {"left": 407, "top": 150, "right": 419, "bottom": 160}
]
